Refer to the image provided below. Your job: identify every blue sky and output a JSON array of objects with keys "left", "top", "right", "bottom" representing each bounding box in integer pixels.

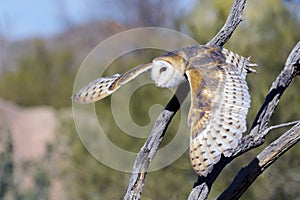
[
  {"left": 0, "top": 0, "right": 196, "bottom": 41},
  {"left": 1, "top": 0, "right": 299, "bottom": 41},
  {"left": 0, "top": 0, "right": 94, "bottom": 40}
]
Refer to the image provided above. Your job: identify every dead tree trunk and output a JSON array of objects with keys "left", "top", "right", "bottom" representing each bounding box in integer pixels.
[{"left": 124, "top": 0, "right": 300, "bottom": 199}]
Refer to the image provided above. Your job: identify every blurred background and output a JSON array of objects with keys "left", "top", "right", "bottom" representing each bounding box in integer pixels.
[{"left": 0, "top": 0, "right": 300, "bottom": 199}]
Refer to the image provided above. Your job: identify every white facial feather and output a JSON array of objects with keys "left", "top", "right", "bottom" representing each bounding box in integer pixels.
[{"left": 151, "top": 59, "right": 186, "bottom": 88}]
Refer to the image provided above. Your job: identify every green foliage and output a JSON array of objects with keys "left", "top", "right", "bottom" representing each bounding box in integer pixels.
[
  {"left": 0, "top": 126, "right": 14, "bottom": 199},
  {"left": 0, "top": 125, "right": 51, "bottom": 200},
  {"left": 54, "top": 113, "right": 194, "bottom": 199},
  {"left": 55, "top": 113, "right": 129, "bottom": 199},
  {"left": 0, "top": 39, "right": 75, "bottom": 108},
  {"left": 32, "top": 166, "right": 51, "bottom": 199}
]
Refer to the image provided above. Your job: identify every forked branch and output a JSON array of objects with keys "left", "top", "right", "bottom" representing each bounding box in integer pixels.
[{"left": 218, "top": 122, "right": 300, "bottom": 200}]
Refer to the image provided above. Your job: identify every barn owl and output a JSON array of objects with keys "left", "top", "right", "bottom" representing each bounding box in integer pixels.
[{"left": 72, "top": 45, "right": 256, "bottom": 177}]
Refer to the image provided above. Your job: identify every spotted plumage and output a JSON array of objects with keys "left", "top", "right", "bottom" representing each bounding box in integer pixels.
[
  {"left": 72, "top": 63, "right": 152, "bottom": 103},
  {"left": 72, "top": 45, "right": 257, "bottom": 177}
]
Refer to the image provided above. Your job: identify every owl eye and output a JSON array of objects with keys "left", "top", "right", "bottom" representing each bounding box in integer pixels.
[
  {"left": 159, "top": 67, "right": 167, "bottom": 73},
  {"left": 151, "top": 59, "right": 186, "bottom": 88}
]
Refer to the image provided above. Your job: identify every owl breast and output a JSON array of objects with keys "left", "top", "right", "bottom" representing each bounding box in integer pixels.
[{"left": 151, "top": 59, "right": 186, "bottom": 88}]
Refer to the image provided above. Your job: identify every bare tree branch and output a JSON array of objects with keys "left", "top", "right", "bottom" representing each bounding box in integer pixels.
[
  {"left": 218, "top": 122, "right": 300, "bottom": 200},
  {"left": 124, "top": 0, "right": 248, "bottom": 199},
  {"left": 249, "top": 41, "right": 300, "bottom": 137},
  {"left": 123, "top": 82, "right": 189, "bottom": 200},
  {"left": 235, "top": 41, "right": 300, "bottom": 156},
  {"left": 207, "top": 0, "right": 246, "bottom": 46}
]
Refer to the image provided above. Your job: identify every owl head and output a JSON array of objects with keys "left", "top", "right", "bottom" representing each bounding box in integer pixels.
[{"left": 151, "top": 54, "right": 186, "bottom": 88}]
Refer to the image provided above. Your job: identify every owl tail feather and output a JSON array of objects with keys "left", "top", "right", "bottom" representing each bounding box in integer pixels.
[{"left": 189, "top": 125, "right": 241, "bottom": 177}]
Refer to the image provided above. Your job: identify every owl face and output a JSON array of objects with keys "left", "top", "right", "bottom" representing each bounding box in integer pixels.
[{"left": 151, "top": 58, "right": 186, "bottom": 88}]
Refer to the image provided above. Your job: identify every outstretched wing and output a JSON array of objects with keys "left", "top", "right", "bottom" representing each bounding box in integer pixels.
[
  {"left": 72, "top": 62, "right": 152, "bottom": 103},
  {"left": 187, "top": 50, "right": 254, "bottom": 177}
]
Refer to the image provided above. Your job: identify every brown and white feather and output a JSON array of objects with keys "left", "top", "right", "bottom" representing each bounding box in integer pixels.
[
  {"left": 187, "top": 47, "right": 254, "bottom": 176},
  {"left": 72, "top": 63, "right": 152, "bottom": 103}
]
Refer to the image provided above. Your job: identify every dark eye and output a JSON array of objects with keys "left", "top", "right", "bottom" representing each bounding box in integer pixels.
[{"left": 159, "top": 67, "right": 167, "bottom": 73}]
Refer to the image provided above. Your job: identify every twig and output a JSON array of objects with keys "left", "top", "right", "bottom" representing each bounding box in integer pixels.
[
  {"left": 261, "top": 120, "right": 300, "bottom": 138},
  {"left": 124, "top": 0, "right": 248, "bottom": 199}
]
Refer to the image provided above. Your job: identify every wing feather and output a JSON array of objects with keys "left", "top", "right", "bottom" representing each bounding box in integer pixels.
[
  {"left": 72, "top": 62, "right": 152, "bottom": 103},
  {"left": 187, "top": 60, "right": 251, "bottom": 176}
]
